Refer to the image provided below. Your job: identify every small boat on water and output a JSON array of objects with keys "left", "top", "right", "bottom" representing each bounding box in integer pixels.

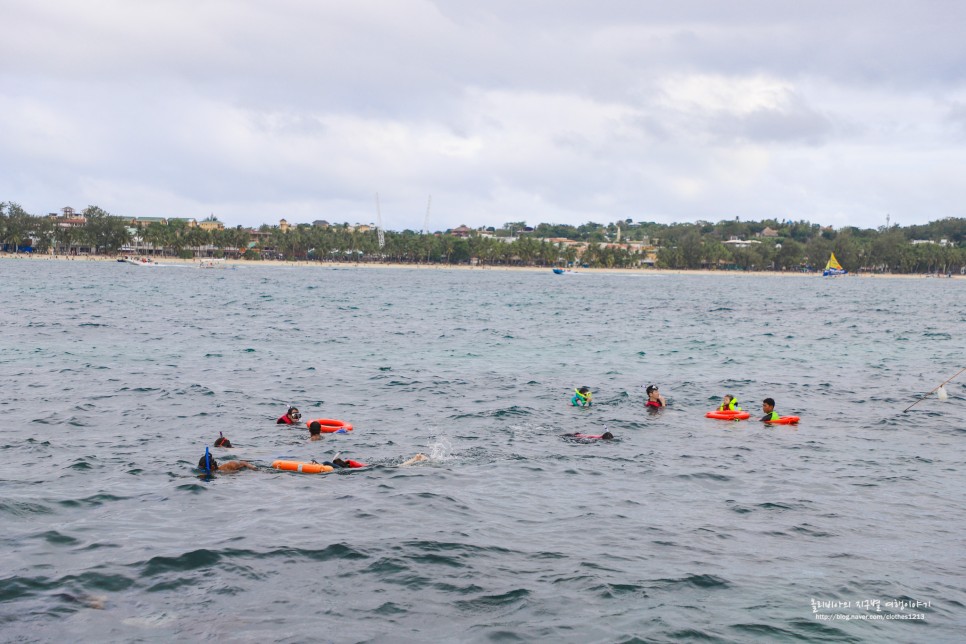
[
  {"left": 124, "top": 257, "right": 159, "bottom": 266},
  {"left": 822, "top": 252, "right": 847, "bottom": 277},
  {"left": 552, "top": 268, "right": 579, "bottom": 275}
]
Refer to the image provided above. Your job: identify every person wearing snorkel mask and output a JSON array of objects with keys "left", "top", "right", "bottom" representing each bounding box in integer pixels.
[
  {"left": 644, "top": 385, "right": 666, "bottom": 408},
  {"left": 276, "top": 406, "right": 302, "bottom": 425},
  {"left": 197, "top": 447, "right": 255, "bottom": 474},
  {"left": 571, "top": 386, "right": 592, "bottom": 407}
]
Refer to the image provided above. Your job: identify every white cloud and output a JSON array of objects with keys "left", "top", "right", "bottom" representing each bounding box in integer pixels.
[{"left": 2, "top": 0, "right": 966, "bottom": 230}]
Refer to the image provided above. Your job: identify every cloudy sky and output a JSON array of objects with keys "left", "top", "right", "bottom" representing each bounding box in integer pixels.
[{"left": 3, "top": 0, "right": 965, "bottom": 232}]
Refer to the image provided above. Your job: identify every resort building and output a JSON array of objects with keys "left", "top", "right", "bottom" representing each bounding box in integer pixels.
[
  {"left": 131, "top": 217, "right": 167, "bottom": 226},
  {"left": 723, "top": 237, "right": 761, "bottom": 249},
  {"left": 198, "top": 218, "right": 225, "bottom": 231}
]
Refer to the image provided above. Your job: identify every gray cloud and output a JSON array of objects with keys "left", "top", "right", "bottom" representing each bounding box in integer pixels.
[{"left": 1, "top": 0, "right": 965, "bottom": 230}]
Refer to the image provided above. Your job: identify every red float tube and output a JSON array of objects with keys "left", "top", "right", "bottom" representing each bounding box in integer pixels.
[
  {"left": 764, "top": 416, "right": 800, "bottom": 425},
  {"left": 305, "top": 418, "right": 354, "bottom": 433},
  {"left": 706, "top": 410, "right": 751, "bottom": 420}
]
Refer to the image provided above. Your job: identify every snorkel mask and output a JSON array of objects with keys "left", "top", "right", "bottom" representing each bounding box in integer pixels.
[{"left": 289, "top": 407, "right": 302, "bottom": 421}]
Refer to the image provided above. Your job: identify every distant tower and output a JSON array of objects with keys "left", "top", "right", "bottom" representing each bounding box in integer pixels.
[
  {"left": 886, "top": 213, "right": 890, "bottom": 228},
  {"left": 374, "top": 193, "right": 385, "bottom": 249},
  {"left": 424, "top": 195, "right": 432, "bottom": 235}
]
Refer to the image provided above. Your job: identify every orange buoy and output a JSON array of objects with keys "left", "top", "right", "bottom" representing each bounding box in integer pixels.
[
  {"left": 272, "top": 460, "right": 334, "bottom": 474},
  {"left": 305, "top": 418, "right": 353, "bottom": 433},
  {"left": 764, "top": 416, "right": 800, "bottom": 425},
  {"left": 705, "top": 410, "right": 751, "bottom": 420}
]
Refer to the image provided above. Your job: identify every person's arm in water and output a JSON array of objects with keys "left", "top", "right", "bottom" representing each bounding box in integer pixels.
[
  {"left": 217, "top": 460, "right": 257, "bottom": 472},
  {"left": 400, "top": 454, "right": 428, "bottom": 466}
]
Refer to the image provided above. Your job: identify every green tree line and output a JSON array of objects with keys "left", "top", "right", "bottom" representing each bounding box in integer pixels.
[{"left": 2, "top": 201, "right": 964, "bottom": 273}]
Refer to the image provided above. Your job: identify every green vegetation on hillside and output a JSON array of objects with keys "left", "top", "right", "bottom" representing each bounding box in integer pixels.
[{"left": 2, "top": 201, "right": 964, "bottom": 274}]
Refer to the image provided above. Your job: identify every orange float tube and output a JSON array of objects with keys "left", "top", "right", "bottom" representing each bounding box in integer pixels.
[
  {"left": 764, "top": 416, "right": 800, "bottom": 425},
  {"left": 272, "top": 460, "right": 334, "bottom": 474},
  {"left": 305, "top": 418, "right": 353, "bottom": 433},
  {"left": 705, "top": 410, "right": 751, "bottom": 420}
]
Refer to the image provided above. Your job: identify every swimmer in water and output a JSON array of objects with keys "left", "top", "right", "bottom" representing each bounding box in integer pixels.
[
  {"left": 566, "top": 431, "right": 614, "bottom": 441},
  {"left": 308, "top": 421, "right": 323, "bottom": 441},
  {"left": 571, "top": 386, "right": 592, "bottom": 407},
  {"left": 213, "top": 432, "right": 232, "bottom": 448},
  {"left": 400, "top": 453, "right": 429, "bottom": 466},
  {"left": 277, "top": 406, "right": 302, "bottom": 425},
  {"left": 717, "top": 395, "right": 741, "bottom": 412},
  {"left": 760, "top": 398, "right": 780, "bottom": 422},
  {"left": 644, "top": 384, "right": 666, "bottom": 408},
  {"left": 197, "top": 447, "right": 256, "bottom": 474},
  {"left": 322, "top": 455, "right": 367, "bottom": 469}
]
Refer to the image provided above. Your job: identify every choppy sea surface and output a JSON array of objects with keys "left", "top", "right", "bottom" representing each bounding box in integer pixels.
[{"left": 1, "top": 259, "right": 964, "bottom": 643}]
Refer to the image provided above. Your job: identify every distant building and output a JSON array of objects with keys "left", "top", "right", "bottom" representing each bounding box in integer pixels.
[
  {"left": 199, "top": 218, "right": 225, "bottom": 231},
  {"left": 545, "top": 237, "right": 581, "bottom": 247},
  {"left": 279, "top": 219, "right": 290, "bottom": 232},
  {"left": 723, "top": 237, "right": 761, "bottom": 249},
  {"left": 450, "top": 225, "right": 472, "bottom": 238},
  {"left": 168, "top": 217, "right": 197, "bottom": 227},
  {"left": 48, "top": 212, "right": 87, "bottom": 228},
  {"left": 312, "top": 220, "right": 330, "bottom": 228},
  {"left": 759, "top": 227, "right": 779, "bottom": 238}
]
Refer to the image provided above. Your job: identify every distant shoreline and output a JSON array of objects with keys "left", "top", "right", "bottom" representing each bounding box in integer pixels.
[{"left": 1, "top": 252, "right": 961, "bottom": 279}]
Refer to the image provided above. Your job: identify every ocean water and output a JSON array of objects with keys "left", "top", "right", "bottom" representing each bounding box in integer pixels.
[{"left": 1, "top": 260, "right": 964, "bottom": 643}]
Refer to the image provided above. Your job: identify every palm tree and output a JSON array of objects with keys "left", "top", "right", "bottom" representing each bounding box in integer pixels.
[
  {"left": 31, "top": 217, "right": 55, "bottom": 253},
  {"left": 142, "top": 222, "right": 170, "bottom": 256}
]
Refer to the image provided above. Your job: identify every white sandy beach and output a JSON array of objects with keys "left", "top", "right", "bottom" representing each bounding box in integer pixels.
[{"left": 1, "top": 251, "right": 961, "bottom": 279}]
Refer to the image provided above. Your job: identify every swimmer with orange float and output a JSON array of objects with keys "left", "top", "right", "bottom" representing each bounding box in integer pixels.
[
  {"left": 760, "top": 398, "right": 799, "bottom": 425},
  {"left": 718, "top": 395, "right": 741, "bottom": 412},
  {"left": 706, "top": 395, "right": 750, "bottom": 420},
  {"left": 272, "top": 453, "right": 426, "bottom": 474}
]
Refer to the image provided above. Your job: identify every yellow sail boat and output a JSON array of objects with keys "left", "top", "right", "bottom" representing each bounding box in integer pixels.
[{"left": 822, "top": 252, "right": 847, "bottom": 277}]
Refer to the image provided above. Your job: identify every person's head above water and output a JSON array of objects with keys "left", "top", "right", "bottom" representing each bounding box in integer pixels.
[
  {"left": 198, "top": 449, "right": 218, "bottom": 472},
  {"left": 646, "top": 385, "right": 659, "bottom": 395},
  {"left": 762, "top": 397, "right": 775, "bottom": 411},
  {"left": 214, "top": 432, "right": 232, "bottom": 448},
  {"left": 308, "top": 421, "right": 322, "bottom": 435},
  {"left": 287, "top": 406, "right": 302, "bottom": 421},
  {"left": 577, "top": 386, "right": 591, "bottom": 394},
  {"left": 601, "top": 431, "right": 614, "bottom": 440}
]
